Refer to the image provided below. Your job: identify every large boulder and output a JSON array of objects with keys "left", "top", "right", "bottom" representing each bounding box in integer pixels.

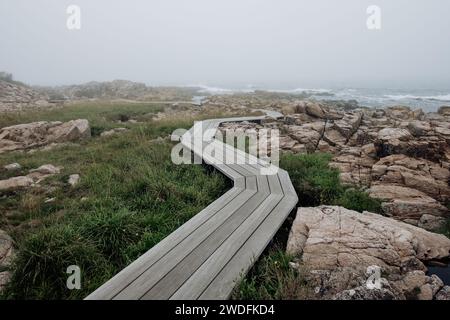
[
  {"left": 305, "top": 102, "right": 327, "bottom": 119},
  {"left": 302, "top": 101, "right": 343, "bottom": 120},
  {"left": 374, "top": 127, "right": 448, "bottom": 162},
  {"left": 407, "top": 120, "right": 432, "bottom": 137},
  {"left": 0, "top": 119, "right": 90, "bottom": 153},
  {"left": 372, "top": 155, "right": 450, "bottom": 203},
  {"left": 385, "top": 106, "right": 423, "bottom": 121},
  {"left": 287, "top": 206, "right": 450, "bottom": 299},
  {"left": 331, "top": 112, "right": 363, "bottom": 140},
  {"left": 48, "top": 119, "right": 90, "bottom": 142},
  {"left": 288, "top": 124, "right": 324, "bottom": 152},
  {"left": 368, "top": 184, "right": 448, "bottom": 222}
]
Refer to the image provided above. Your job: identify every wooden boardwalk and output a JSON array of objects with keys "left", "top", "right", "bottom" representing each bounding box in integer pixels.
[{"left": 85, "top": 111, "right": 298, "bottom": 300}]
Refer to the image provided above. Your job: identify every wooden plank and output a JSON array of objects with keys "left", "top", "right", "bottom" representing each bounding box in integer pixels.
[
  {"left": 267, "top": 173, "right": 283, "bottom": 195},
  {"left": 233, "top": 177, "right": 245, "bottom": 189},
  {"left": 113, "top": 187, "right": 258, "bottom": 299},
  {"left": 139, "top": 177, "right": 270, "bottom": 299},
  {"left": 277, "top": 169, "right": 298, "bottom": 198},
  {"left": 170, "top": 193, "right": 284, "bottom": 299},
  {"left": 85, "top": 185, "right": 244, "bottom": 300},
  {"left": 199, "top": 194, "right": 298, "bottom": 300}
]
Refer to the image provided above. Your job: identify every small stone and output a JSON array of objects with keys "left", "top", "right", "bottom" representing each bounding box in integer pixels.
[
  {"left": 100, "top": 128, "right": 128, "bottom": 137},
  {"left": 68, "top": 174, "right": 80, "bottom": 187},
  {"left": 435, "top": 286, "right": 450, "bottom": 300},
  {"left": 0, "top": 271, "right": 12, "bottom": 292},
  {"left": 289, "top": 262, "right": 300, "bottom": 270},
  {"left": 29, "top": 164, "right": 61, "bottom": 175},
  {"left": 44, "top": 197, "right": 56, "bottom": 203},
  {"left": 3, "top": 163, "right": 21, "bottom": 171},
  {"left": 429, "top": 274, "right": 444, "bottom": 296}
]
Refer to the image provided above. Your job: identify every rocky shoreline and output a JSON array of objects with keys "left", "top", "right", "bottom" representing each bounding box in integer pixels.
[
  {"left": 219, "top": 102, "right": 450, "bottom": 231},
  {"left": 216, "top": 98, "right": 450, "bottom": 299},
  {"left": 0, "top": 88, "right": 449, "bottom": 299}
]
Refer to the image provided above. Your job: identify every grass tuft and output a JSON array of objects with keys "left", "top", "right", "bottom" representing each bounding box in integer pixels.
[
  {"left": 232, "top": 248, "right": 313, "bottom": 300},
  {"left": 280, "top": 153, "right": 381, "bottom": 213}
]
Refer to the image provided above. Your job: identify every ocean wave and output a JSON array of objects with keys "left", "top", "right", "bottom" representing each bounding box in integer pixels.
[
  {"left": 266, "top": 88, "right": 333, "bottom": 94},
  {"left": 196, "top": 85, "right": 255, "bottom": 94},
  {"left": 385, "top": 94, "right": 450, "bottom": 102}
]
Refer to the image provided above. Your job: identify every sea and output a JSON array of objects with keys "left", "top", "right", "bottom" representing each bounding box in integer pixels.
[{"left": 193, "top": 85, "right": 450, "bottom": 113}]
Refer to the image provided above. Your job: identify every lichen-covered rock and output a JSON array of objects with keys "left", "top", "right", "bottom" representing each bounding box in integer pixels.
[
  {"left": 0, "top": 119, "right": 90, "bottom": 153},
  {"left": 219, "top": 103, "right": 450, "bottom": 231},
  {"left": 372, "top": 155, "right": 450, "bottom": 203},
  {"left": 0, "top": 164, "right": 63, "bottom": 193},
  {"left": 0, "top": 176, "right": 34, "bottom": 192},
  {"left": 368, "top": 184, "right": 448, "bottom": 221},
  {"left": 287, "top": 206, "right": 450, "bottom": 300}
]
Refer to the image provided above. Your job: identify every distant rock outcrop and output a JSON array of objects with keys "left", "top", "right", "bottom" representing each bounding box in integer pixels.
[
  {"left": 35, "top": 80, "right": 197, "bottom": 102},
  {"left": 0, "top": 80, "right": 50, "bottom": 112}
]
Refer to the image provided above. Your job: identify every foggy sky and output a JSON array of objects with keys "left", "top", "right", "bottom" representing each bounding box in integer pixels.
[{"left": 1, "top": 0, "right": 449, "bottom": 88}]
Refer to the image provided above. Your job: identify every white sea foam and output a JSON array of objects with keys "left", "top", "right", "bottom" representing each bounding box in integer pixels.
[
  {"left": 181, "top": 84, "right": 448, "bottom": 112},
  {"left": 196, "top": 85, "right": 255, "bottom": 94},
  {"left": 266, "top": 88, "right": 333, "bottom": 94},
  {"left": 385, "top": 94, "right": 450, "bottom": 101}
]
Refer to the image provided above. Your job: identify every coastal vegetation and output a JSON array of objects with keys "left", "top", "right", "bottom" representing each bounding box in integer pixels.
[{"left": 0, "top": 102, "right": 229, "bottom": 299}]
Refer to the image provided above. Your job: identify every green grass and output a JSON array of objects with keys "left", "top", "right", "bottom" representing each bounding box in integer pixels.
[
  {"left": 280, "top": 153, "right": 381, "bottom": 213},
  {"left": 0, "top": 101, "right": 165, "bottom": 133},
  {"left": 0, "top": 102, "right": 230, "bottom": 299},
  {"left": 231, "top": 248, "right": 313, "bottom": 300},
  {"left": 438, "top": 219, "right": 450, "bottom": 239}
]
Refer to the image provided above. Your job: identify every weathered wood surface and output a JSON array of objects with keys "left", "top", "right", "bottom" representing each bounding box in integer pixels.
[{"left": 86, "top": 110, "right": 298, "bottom": 300}]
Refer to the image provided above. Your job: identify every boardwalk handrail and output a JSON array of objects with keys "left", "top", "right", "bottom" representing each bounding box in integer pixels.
[{"left": 86, "top": 110, "right": 298, "bottom": 300}]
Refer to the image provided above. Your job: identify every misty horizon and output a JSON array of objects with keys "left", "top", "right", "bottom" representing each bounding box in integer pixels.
[{"left": 1, "top": 0, "right": 450, "bottom": 89}]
